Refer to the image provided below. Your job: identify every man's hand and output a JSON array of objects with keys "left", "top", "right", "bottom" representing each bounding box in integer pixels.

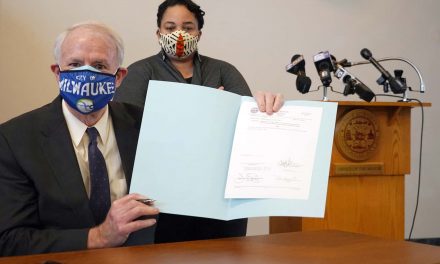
[
  {"left": 254, "top": 91, "right": 284, "bottom": 115},
  {"left": 87, "top": 193, "right": 159, "bottom": 249}
]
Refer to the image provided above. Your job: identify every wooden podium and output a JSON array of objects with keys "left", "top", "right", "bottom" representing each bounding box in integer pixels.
[{"left": 270, "top": 101, "right": 429, "bottom": 240}]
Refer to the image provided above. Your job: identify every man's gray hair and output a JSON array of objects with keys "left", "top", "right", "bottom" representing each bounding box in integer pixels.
[{"left": 53, "top": 21, "right": 124, "bottom": 66}]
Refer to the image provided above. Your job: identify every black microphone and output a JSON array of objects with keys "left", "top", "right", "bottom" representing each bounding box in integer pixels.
[
  {"left": 334, "top": 64, "right": 375, "bottom": 102},
  {"left": 336, "top": 58, "right": 353, "bottom": 67},
  {"left": 313, "top": 51, "right": 335, "bottom": 87},
  {"left": 360, "top": 48, "right": 407, "bottom": 94},
  {"left": 286, "top": 54, "right": 312, "bottom": 94}
]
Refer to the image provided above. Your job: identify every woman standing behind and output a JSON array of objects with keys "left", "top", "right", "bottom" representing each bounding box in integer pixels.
[{"left": 114, "top": 0, "right": 283, "bottom": 243}]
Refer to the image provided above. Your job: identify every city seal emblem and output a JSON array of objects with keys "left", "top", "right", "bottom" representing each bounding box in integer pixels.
[{"left": 335, "top": 109, "right": 379, "bottom": 161}]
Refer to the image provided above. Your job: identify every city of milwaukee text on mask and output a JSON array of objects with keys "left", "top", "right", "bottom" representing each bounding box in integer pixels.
[{"left": 59, "top": 79, "right": 115, "bottom": 96}]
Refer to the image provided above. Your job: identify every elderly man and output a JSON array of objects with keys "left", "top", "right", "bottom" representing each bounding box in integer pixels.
[
  {"left": 1, "top": 20, "right": 285, "bottom": 257},
  {"left": 0, "top": 22, "right": 159, "bottom": 256}
]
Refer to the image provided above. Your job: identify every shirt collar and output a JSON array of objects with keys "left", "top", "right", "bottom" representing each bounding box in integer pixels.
[{"left": 62, "top": 100, "right": 110, "bottom": 146}]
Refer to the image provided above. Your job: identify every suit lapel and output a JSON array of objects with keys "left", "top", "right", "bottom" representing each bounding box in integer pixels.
[
  {"left": 39, "top": 97, "right": 95, "bottom": 225},
  {"left": 109, "top": 102, "right": 141, "bottom": 189},
  {"left": 38, "top": 99, "right": 140, "bottom": 225}
]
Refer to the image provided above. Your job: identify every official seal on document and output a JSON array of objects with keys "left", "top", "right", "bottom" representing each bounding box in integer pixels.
[{"left": 335, "top": 109, "right": 379, "bottom": 161}]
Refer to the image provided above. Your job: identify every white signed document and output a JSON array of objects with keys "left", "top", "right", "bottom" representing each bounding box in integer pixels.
[
  {"left": 225, "top": 102, "right": 323, "bottom": 199},
  {"left": 130, "top": 81, "right": 337, "bottom": 220}
]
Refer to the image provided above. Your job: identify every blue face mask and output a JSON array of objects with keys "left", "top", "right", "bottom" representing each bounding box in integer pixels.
[{"left": 59, "top": 65, "right": 118, "bottom": 114}]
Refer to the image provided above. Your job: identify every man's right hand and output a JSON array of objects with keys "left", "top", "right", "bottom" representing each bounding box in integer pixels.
[{"left": 87, "top": 193, "right": 159, "bottom": 249}]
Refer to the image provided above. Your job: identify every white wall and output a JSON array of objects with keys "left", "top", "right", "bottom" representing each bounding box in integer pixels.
[{"left": 1, "top": 0, "right": 439, "bottom": 239}]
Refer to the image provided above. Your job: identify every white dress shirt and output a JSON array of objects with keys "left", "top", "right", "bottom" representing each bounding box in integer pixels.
[{"left": 62, "top": 100, "right": 127, "bottom": 202}]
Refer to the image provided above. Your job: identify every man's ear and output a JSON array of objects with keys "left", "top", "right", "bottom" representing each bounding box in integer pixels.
[
  {"left": 50, "top": 64, "right": 61, "bottom": 82},
  {"left": 198, "top": 30, "right": 202, "bottom": 41},
  {"left": 115, "top": 67, "right": 128, "bottom": 88}
]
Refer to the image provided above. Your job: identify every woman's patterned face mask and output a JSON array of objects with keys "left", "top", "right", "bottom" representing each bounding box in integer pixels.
[{"left": 159, "top": 30, "right": 199, "bottom": 59}]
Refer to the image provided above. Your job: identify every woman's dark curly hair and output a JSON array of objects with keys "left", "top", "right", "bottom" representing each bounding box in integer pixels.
[{"left": 157, "top": 0, "right": 206, "bottom": 29}]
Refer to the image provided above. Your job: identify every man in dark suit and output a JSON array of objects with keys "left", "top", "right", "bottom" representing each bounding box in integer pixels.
[{"left": 0, "top": 22, "right": 158, "bottom": 256}]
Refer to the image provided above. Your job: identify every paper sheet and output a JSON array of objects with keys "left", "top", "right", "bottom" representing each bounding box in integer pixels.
[
  {"left": 129, "top": 81, "right": 337, "bottom": 220},
  {"left": 225, "top": 102, "right": 323, "bottom": 199}
]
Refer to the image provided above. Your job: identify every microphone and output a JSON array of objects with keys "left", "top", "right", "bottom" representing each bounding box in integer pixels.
[
  {"left": 313, "top": 51, "right": 335, "bottom": 87},
  {"left": 360, "top": 48, "right": 407, "bottom": 94},
  {"left": 286, "top": 54, "right": 312, "bottom": 94},
  {"left": 334, "top": 64, "right": 375, "bottom": 102},
  {"left": 335, "top": 58, "right": 353, "bottom": 67}
]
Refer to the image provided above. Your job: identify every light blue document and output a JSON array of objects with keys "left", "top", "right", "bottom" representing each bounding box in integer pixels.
[{"left": 130, "top": 80, "right": 337, "bottom": 220}]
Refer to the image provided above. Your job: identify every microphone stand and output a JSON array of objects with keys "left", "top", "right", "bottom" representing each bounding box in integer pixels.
[
  {"left": 322, "top": 85, "right": 329, "bottom": 101},
  {"left": 348, "top": 56, "right": 426, "bottom": 102}
]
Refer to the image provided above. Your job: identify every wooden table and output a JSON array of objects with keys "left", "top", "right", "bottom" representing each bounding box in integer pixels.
[{"left": 1, "top": 230, "right": 439, "bottom": 263}]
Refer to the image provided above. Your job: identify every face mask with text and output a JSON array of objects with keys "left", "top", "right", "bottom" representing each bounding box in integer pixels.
[{"left": 59, "top": 65, "right": 118, "bottom": 114}]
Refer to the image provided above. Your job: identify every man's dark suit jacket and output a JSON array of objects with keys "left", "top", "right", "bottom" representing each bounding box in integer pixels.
[{"left": 0, "top": 97, "right": 155, "bottom": 256}]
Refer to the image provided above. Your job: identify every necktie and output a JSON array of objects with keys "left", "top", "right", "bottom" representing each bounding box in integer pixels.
[{"left": 86, "top": 127, "right": 111, "bottom": 225}]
